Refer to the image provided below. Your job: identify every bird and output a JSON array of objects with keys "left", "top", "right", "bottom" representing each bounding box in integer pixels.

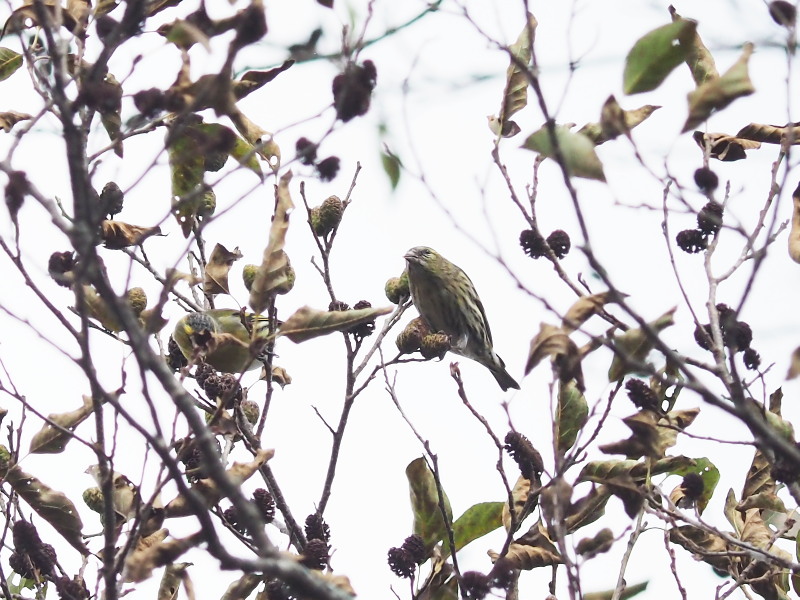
[
  {"left": 172, "top": 309, "right": 271, "bottom": 373},
  {"left": 404, "top": 246, "right": 520, "bottom": 391}
]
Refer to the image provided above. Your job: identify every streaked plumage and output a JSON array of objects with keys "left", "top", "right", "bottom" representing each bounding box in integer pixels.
[
  {"left": 172, "top": 309, "right": 270, "bottom": 373},
  {"left": 404, "top": 246, "right": 519, "bottom": 391}
]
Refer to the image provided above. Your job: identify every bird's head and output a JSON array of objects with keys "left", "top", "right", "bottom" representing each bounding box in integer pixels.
[
  {"left": 182, "top": 312, "right": 218, "bottom": 337},
  {"left": 404, "top": 246, "right": 438, "bottom": 267}
]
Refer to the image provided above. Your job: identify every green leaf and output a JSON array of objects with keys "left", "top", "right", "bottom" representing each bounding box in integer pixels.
[
  {"left": 522, "top": 124, "right": 605, "bottom": 181},
  {"left": 449, "top": 502, "right": 503, "bottom": 556},
  {"left": 380, "top": 149, "right": 401, "bottom": 190},
  {"left": 556, "top": 380, "right": 588, "bottom": 454},
  {"left": 229, "top": 134, "right": 263, "bottom": 178},
  {"left": 406, "top": 457, "right": 453, "bottom": 555},
  {"left": 167, "top": 126, "right": 206, "bottom": 237},
  {"left": 671, "top": 457, "right": 719, "bottom": 514},
  {"left": 623, "top": 20, "right": 696, "bottom": 94},
  {"left": 195, "top": 122, "right": 263, "bottom": 179},
  {"left": 0, "top": 48, "right": 22, "bottom": 82},
  {"left": 578, "top": 459, "right": 641, "bottom": 483}
]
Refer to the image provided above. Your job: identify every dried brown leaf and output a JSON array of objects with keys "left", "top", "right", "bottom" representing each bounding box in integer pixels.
[
  {"left": 249, "top": 172, "right": 293, "bottom": 312},
  {"left": 204, "top": 243, "right": 243, "bottom": 295},
  {"left": 278, "top": 305, "right": 392, "bottom": 343},
  {"left": 669, "top": 5, "right": 719, "bottom": 85},
  {"left": 692, "top": 131, "right": 761, "bottom": 161},
  {"left": 490, "top": 13, "right": 536, "bottom": 138},
  {"left": 233, "top": 61, "right": 295, "bottom": 101},
  {"left": 125, "top": 531, "right": 203, "bottom": 582},
  {"left": 101, "top": 220, "right": 161, "bottom": 249},
  {"left": 157, "top": 562, "right": 192, "bottom": 600},
  {"left": 525, "top": 323, "right": 584, "bottom": 389},
  {"left": 85, "top": 465, "right": 141, "bottom": 523},
  {"left": 29, "top": 395, "right": 101, "bottom": 454},
  {"left": 737, "top": 122, "right": 800, "bottom": 144},
  {"left": 579, "top": 97, "right": 660, "bottom": 145},
  {"left": 682, "top": 43, "right": 755, "bottom": 132},
  {"left": 2, "top": 2, "right": 77, "bottom": 36},
  {"left": 5, "top": 465, "right": 87, "bottom": 554},
  {"left": 562, "top": 291, "right": 621, "bottom": 332},
  {"left": 164, "top": 449, "right": 273, "bottom": 517},
  {"left": 502, "top": 541, "right": 561, "bottom": 569},
  {"left": 575, "top": 528, "right": 614, "bottom": 559},
  {"left": 502, "top": 475, "right": 532, "bottom": 531},
  {"left": 0, "top": 111, "right": 32, "bottom": 132}
]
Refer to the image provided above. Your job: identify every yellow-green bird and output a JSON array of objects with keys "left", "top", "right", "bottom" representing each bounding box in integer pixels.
[
  {"left": 172, "top": 309, "right": 271, "bottom": 373},
  {"left": 404, "top": 246, "right": 520, "bottom": 391}
]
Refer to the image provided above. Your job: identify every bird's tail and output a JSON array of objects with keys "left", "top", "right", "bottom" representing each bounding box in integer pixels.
[{"left": 487, "top": 354, "right": 520, "bottom": 391}]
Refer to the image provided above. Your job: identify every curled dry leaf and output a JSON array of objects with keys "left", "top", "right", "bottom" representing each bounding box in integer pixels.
[
  {"left": 502, "top": 475, "right": 532, "bottom": 531},
  {"left": 220, "top": 574, "right": 263, "bottom": 600},
  {"left": 265, "top": 365, "right": 292, "bottom": 387},
  {"left": 564, "top": 486, "right": 612, "bottom": 533},
  {"left": 786, "top": 345, "right": 800, "bottom": 378},
  {"left": 1, "top": 2, "right": 78, "bottom": 37},
  {"left": 578, "top": 97, "right": 660, "bottom": 145},
  {"left": 77, "top": 284, "right": 122, "bottom": 332},
  {"left": 525, "top": 323, "right": 585, "bottom": 390},
  {"left": 249, "top": 171, "right": 294, "bottom": 313},
  {"left": 229, "top": 108, "right": 280, "bottom": 170},
  {"left": 164, "top": 448, "right": 273, "bottom": 517},
  {"left": 233, "top": 60, "right": 295, "bottom": 101},
  {"left": 562, "top": 292, "right": 622, "bottom": 332},
  {"left": 692, "top": 131, "right": 761, "bottom": 161},
  {"left": 489, "top": 13, "right": 536, "bottom": 138},
  {"left": 502, "top": 542, "right": 562, "bottom": 569},
  {"left": 669, "top": 525, "right": 731, "bottom": 572},
  {"left": 682, "top": 43, "right": 755, "bottom": 133},
  {"left": 101, "top": 220, "right": 162, "bottom": 249},
  {"left": 157, "top": 562, "right": 193, "bottom": 600},
  {"left": 788, "top": 183, "right": 800, "bottom": 263},
  {"left": 278, "top": 305, "right": 392, "bottom": 344},
  {"left": 124, "top": 530, "right": 204, "bottom": 582},
  {"left": 85, "top": 465, "right": 142, "bottom": 524},
  {"left": 600, "top": 407, "right": 699, "bottom": 460},
  {"left": 737, "top": 122, "right": 800, "bottom": 145},
  {"left": 608, "top": 307, "right": 676, "bottom": 382},
  {"left": 669, "top": 5, "right": 719, "bottom": 85},
  {"left": 30, "top": 394, "right": 103, "bottom": 454},
  {"left": 312, "top": 572, "right": 356, "bottom": 596},
  {"left": 0, "top": 110, "right": 32, "bottom": 132},
  {"left": 5, "top": 464, "right": 87, "bottom": 554},
  {"left": 204, "top": 243, "right": 243, "bottom": 295},
  {"left": 575, "top": 527, "right": 614, "bottom": 559}
]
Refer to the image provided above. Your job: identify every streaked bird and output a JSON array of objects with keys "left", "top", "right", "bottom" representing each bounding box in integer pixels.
[
  {"left": 172, "top": 309, "right": 270, "bottom": 373},
  {"left": 404, "top": 246, "right": 519, "bottom": 391}
]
